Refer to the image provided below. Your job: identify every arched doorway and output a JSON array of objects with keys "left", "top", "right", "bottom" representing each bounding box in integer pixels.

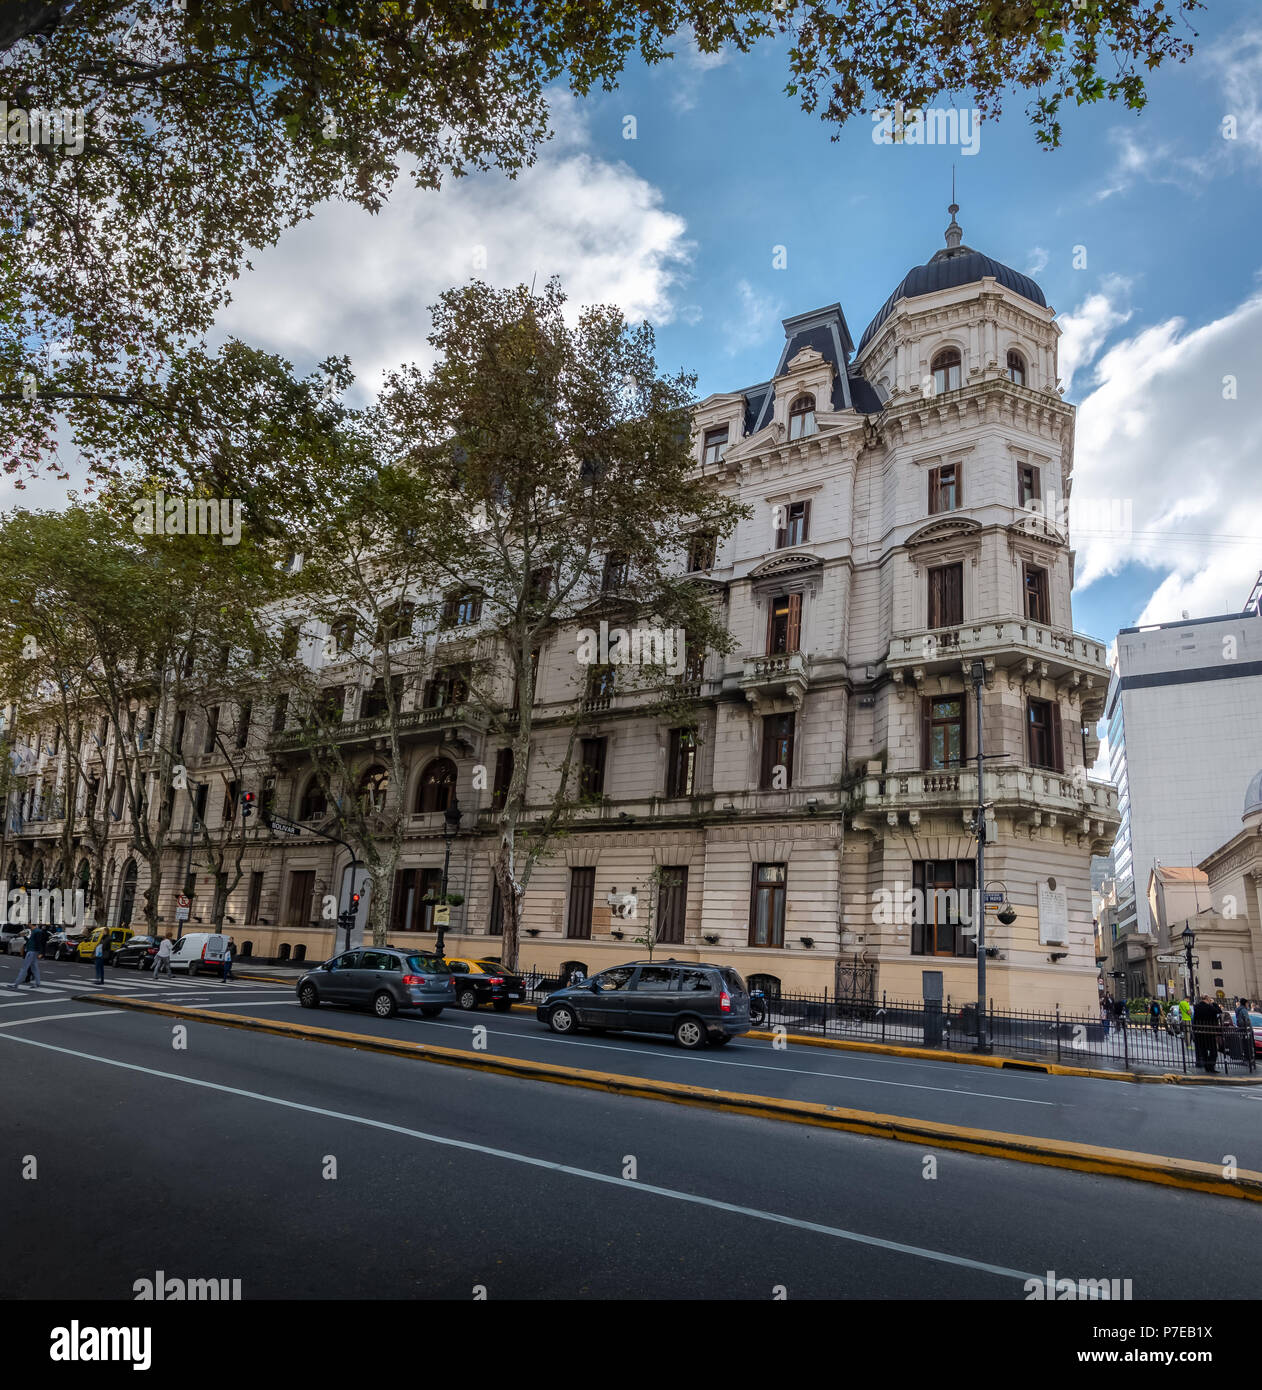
[{"left": 118, "top": 861, "right": 138, "bottom": 927}]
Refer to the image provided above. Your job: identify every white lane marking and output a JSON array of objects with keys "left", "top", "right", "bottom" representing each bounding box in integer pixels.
[
  {"left": 0, "top": 1029, "right": 1040, "bottom": 1285},
  {"left": 0, "top": 996, "right": 99, "bottom": 1010},
  {"left": 0, "top": 1011, "right": 118, "bottom": 1028},
  {"left": 416, "top": 1017, "right": 1055, "bottom": 1106}
]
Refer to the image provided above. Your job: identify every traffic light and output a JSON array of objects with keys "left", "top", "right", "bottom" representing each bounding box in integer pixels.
[
  {"left": 241, "top": 791, "right": 255, "bottom": 819},
  {"left": 350, "top": 892, "right": 360, "bottom": 912}
]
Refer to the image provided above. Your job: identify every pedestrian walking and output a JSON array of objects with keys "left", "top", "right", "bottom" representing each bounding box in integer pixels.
[
  {"left": 93, "top": 930, "right": 110, "bottom": 984},
  {"left": 1100, "top": 994, "right": 1112, "bottom": 1038},
  {"left": 152, "top": 934, "right": 173, "bottom": 979},
  {"left": 1149, "top": 998, "right": 1162, "bottom": 1035},
  {"left": 1236, "top": 998, "right": 1256, "bottom": 1069},
  {"left": 221, "top": 937, "right": 234, "bottom": 982},
  {"left": 1191, "top": 995, "right": 1221, "bottom": 1075},
  {"left": 9, "top": 925, "right": 47, "bottom": 989}
]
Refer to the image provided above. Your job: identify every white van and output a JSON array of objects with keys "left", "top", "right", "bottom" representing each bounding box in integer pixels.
[{"left": 169, "top": 932, "right": 228, "bottom": 977}]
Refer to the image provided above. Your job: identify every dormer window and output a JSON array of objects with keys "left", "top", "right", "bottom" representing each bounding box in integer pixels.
[
  {"left": 932, "top": 349, "right": 962, "bottom": 395},
  {"left": 703, "top": 426, "right": 729, "bottom": 466},
  {"left": 1006, "top": 350, "right": 1026, "bottom": 386},
  {"left": 787, "top": 395, "right": 816, "bottom": 440}
]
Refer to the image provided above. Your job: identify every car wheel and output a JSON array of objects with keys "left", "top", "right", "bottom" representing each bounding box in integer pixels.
[
  {"left": 548, "top": 1004, "right": 577, "bottom": 1035},
  {"left": 674, "top": 1017, "right": 706, "bottom": 1049},
  {"left": 492, "top": 999, "right": 513, "bottom": 1013},
  {"left": 710, "top": 1034, "right": 732, "bottom": 1046},
  {"left": 298, "top": 983, "right": 319, "bottom": 1009},
  {"left": 420, "top": 1006, "right": 442, "bottom": 1018},
  {"left": 457, "top": 988, "right": 479, "bottom": 1011},
  {"left": 373, "top": 991, "right": 398, "bottom": 1019}
]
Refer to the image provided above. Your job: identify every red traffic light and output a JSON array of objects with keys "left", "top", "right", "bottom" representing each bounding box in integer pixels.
[{"left": 241, "top": 792, "right": 255, "bottom": 817}]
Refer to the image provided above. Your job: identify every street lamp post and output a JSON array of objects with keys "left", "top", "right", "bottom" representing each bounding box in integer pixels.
[
  {"left": 1181, "top": 923, "right": 1197, "bottom": 998},
  {"left": 436, "top": 797, "right": 462, "bottom": 958},
  {"left": 971, "top": 659, "right": 989, "bottom": 1053}
]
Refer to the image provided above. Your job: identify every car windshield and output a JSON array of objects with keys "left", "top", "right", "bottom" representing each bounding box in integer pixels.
[{"left": 407, "top": 955, "right": 446, "bottom": 973}]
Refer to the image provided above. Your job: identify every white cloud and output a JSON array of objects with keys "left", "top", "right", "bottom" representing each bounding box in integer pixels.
[
  {"left": 1070, "top": 285, "right": 1262, "bottom": 621},
  {"left": 665, "top": 25, "right": 732, "bottom": 112},
  {"left": 215, "top": 92, "right": 693, "bottom": 400},
  {"left": 1210, "top": 25, "right": 1262, "bottom": 164},
  {"left": 1056, "top": 275, "right": 1133, "bottom": 392},
  {"left": 1092, "top": 126, "right": 1214, "bottom": 202},
  {"left": 1025, "top": 246, "right": 1049, "bottom": 276},
  {"left": 722, "top": 279, "right": 782, "bottom": 355}
]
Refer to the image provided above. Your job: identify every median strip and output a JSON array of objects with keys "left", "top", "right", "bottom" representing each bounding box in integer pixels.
[{"left": 87, "top": 994, "right": 1262, "bottom": 1203}]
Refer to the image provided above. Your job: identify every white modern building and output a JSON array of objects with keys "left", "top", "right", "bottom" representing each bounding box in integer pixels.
[{"left": 1106, "top": 597, "right": 1262, "bottom": 938}]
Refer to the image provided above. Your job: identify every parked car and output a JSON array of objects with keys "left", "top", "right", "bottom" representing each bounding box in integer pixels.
[
  {"left": 0, "top": 926, "right": 29, "bottom": 956},
  {"left": 1249, "top": 1012, "right": 1262, "bottom": 1054},
  {"left": 537, "top": 959, "right": 751, "bottom": 1048},
  {"left": 168, "top": 932, "right": 228, "bottom": 976},
  {"left": 111, "top": 935, "right": 161, "bottom": 970},
  {"left": 296, "top": 947, "right": 455, "bottom": 1019},
  {"left": 445, "top": 957, "right": 526, "bottom": 1012},
  {"left": 76, "top": 926, "right": 134, "bottom": 962},
  {"left": 45, "top": 930, "right": 86, "bottom": 961}
]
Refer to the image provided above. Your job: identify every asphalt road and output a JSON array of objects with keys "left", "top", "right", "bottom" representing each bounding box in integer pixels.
[
  {"left": 8, "top": 956, "right": 1253, "bottom": 1169},
  {"left": 0, "top": 956, "right": 1254, "bottom": 1300}
]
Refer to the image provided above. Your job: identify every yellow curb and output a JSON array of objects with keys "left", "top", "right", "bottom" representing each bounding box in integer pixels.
[{"left": 90, "top": 995, "right": 1262, "bottom": 1202}]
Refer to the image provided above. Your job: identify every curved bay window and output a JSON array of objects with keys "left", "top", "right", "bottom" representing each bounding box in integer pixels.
[
  {"left": 358, "top": 764, "right": 391, "bottom": 816},
  {"left": 298, "top": 779, "right": 328, "bottom": 821},
  {"left": 931, "top": 348, "right": 962, "bottom": 394},
  {"left": 416, "top": 757, "right": 457, "bottom": 814},
  {"left": 1006, "top": 350, "right": 1026, "bottom": 386},
  {"left": 787, "top": 394, "right": 816, "bottom": 440}
]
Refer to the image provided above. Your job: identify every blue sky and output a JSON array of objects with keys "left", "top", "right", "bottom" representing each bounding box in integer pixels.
[{"left": 18, "top": 2, "right": 1261, "bottom": 659}]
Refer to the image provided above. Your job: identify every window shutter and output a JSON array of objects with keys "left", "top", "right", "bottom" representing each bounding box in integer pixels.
[
  {"left": 947, "top": 564, "right": 962, "bottom": 625},
  {"left": 927, "top": 569, "right": 940, "bottom": 628},
  {"left": 928, "top": 468, "right": 939, "bottom": 515},
  {"left": 786, "top": 592, "right": 802, "bottom": 652},
  {"left": 760, "top": 720, "right": 774, "bottom": 788},
  {"left": 920, "top": 697, "right": 931, "bottom": 769},
  {"left": 801, "top": 499, "right": 812, "bottom": 542},
  {"left": 955, "top": 466, "right": 963, "bottom": 507},
  {"left": 765, "top": 599, "right": 776, "bottom": 654},
  {"left": 1052, "top": 710, "right": 1065, "bottom": 774}
]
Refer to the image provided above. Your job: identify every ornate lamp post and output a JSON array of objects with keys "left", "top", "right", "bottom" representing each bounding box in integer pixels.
[
  {"left": 436, "top": 797, "right": 463, "bottom": 957},
  {"left": 1180, "top": 923, "right": 1197, "bottom": 998}
]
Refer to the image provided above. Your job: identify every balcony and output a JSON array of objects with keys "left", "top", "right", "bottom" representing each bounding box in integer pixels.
[
  {"left": 269, "top": 703, "right": 490, "bottom": 756},
  {"left": 849, "top": 765, "right": 1119, "bottom": 846},
  {"left": 740, "top": 651, "right": 808, "bottom": 709},
  {"left": 887, "top": 621, "right": 1109, "bottom": 715}
]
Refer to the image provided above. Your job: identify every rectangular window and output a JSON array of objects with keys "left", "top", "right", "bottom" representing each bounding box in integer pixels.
[
  {"left": 766, "top": 591, "right": 802, "bottom": 655},
  {"left": 749, "top": 863, "right": 787, "bottom": 948},
  {"left": 1023, "top": 565, "right": 1050, "bottom": 625},
  {"left": 656, "top": 867, "right": 688, "bottom": 946},
  {"left": 1018, "top": 464, "right": 1041, "bottom": 508},
  {"left": 192, "top": 782, "right": 208, "bottom": 826},
  {"left": 601, "top": 551, "right": 629, "bottom": 592},
  {"left": 1027, "top": 698, "right": 1064, "bottom": 771},
  {"left": 285, "top": 870, "right": 315, "bottom": 929},
  {"left": 566, "top": 867, "right": 595, "bottom": 940},
  {"left": 172, "top": 708, "right": 186, "bottom": 755},
  {"left": 775, "top": 499, "right": 810, "bottom": 549},
  {"left": 921, "top": 696, "right": 965, "bottom": 770},
  {"left": 443, "top": 591, "right": 482, "bottom": 626},
  {"left": 911, "top": 861, "right": 978, "bottom": 957},
  {"left": 489, "top": 878, "right": 505, "bottom": 937},
  {"left": 927, "top": 563, "right": 963, "bottom": 628},
  {"left": 202, "top": 706, "right": 219, "bottom": 754},
  {"left": 528, "top": 567, "right": 552, "bottom": 604},
  {"left": 236, "top": 702, "right": 252, "bottom": 750},
  {"left": 391, "top": 868, "right": 417, "bottom": 934},
  {"left": 666, "top": 728, "right": 697, "bottom": 798},
  {"left": 245, "top": 871, "right": 263, "bottom": 926},
  {"left": 222, "top": 780, "right": 239, "bottom": 823},
  {"left": 281, "top": 623, "right": 300, "bottom": 661},
  {"left": 928, "top": 464, "right": 961, "bottom": 514},
  {"left": 703, "top": 425, "right": 728, "bottom": 466},
  {"left": 578, "top": 738, "right": 607, "bottom": 798},
  {"left": 760, "top": 713, "right": 794, "bottom": 789},
  {"left": 687, "top": 531, "right": 717, "bottom": 572},
  {"left": 511, "top": 648, "right": 540, "bottom": 711},
  {"left": 271, "top": 694, "right": 289, "bottom": 734},
  {"left": 492, "top": 747, "right": 514, "bottom": 811}
]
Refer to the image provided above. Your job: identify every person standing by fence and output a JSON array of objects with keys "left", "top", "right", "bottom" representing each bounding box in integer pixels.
[
  {"left": 1191, "top": 995, "right": 1221, "bottom": 1075},
  {"left": 1149, "top": 998, "right": 1162, "bottom": 1035}
]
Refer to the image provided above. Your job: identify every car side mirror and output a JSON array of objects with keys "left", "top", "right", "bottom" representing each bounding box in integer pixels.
[
  {"left": 321, "top": 962, "right": 333, "bottom": 972},
  {"left": 588, "top": 980, "right": 599, "bottom": 993}
]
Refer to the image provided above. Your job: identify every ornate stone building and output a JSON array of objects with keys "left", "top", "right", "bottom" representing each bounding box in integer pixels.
[{"left": 3, "top": 207, "right": 1117, "bottom": 1011}]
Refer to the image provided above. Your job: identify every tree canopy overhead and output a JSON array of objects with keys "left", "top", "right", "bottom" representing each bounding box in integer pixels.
[{"left": 1, "top": 1, "right": 1201, "bottom": 487}]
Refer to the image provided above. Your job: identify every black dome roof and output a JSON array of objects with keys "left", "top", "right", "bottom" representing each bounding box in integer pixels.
[{"left": 857, "top": 215, "right": 1047, "bottom": 354}]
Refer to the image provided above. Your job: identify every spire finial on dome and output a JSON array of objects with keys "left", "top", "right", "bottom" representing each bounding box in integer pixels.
[{"left": 945, "top": 170, "right": 963, "bottom": 251}]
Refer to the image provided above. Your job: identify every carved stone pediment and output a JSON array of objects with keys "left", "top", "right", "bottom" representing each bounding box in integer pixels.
[
  {"left": 906, "top": 517, "right": 982, "bottom": 548},
  {"left": 748, "top": 551, "right": 822, "bottom": 580}
]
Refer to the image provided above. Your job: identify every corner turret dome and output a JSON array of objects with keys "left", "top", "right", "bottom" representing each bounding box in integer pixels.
[{"left": 857, "top": 204, "right": 1047, "bottom": 354}]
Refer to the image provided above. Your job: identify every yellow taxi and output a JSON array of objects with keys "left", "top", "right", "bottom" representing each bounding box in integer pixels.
[{"left": 77, "top": 926, "right": 134, "bottom": 962}]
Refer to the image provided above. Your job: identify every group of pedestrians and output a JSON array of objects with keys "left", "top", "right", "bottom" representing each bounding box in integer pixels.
[
  {"left": 10, "top": 928, "right": 236, "bottom": 987},
  {"left": 1099, "top": 990, "right": 1256, "bottom": 1073}
]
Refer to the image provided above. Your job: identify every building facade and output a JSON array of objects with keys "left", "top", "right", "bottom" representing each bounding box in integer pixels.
[{"left": 3, "top": 207, "right": 1118, "bottom": 1011}]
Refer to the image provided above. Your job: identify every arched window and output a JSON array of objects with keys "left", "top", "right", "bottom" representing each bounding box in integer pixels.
[
  {"left": 118, "top": 860, "right": 137, "bottom": 927},
  {"left": 299, "top": 779, "right": 328, "bottom": 821},
  {"left": 1006, "top": 350, "right": 1026, "bottom": 386},
  {"left": 932, "top": 348, "right": 962, "bottom": 395},
  {"left": 748, "top": 972, "right": 782, "bottom": 999},
  {"left": 358, "top": 765, "right": 391, "bottom": 816},
  {"left": 416, "top": 757, "right": 457, "bottom": 814},
  {"left": 787, "top": 394, "right": 816, "bottom": 440}
]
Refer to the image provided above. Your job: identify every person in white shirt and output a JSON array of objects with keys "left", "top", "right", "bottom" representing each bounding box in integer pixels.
[{"left": 152, "top": 935, "right": 173, "bottom": 979}]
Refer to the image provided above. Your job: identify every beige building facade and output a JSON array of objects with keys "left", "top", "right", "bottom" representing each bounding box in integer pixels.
[{"left": 3, "top": 208, "right": 1117, "bottom": 1012}]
